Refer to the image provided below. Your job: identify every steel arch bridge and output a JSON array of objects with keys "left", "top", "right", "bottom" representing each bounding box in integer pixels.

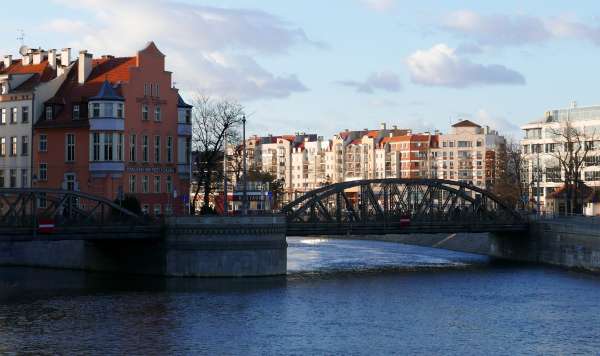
[
  {"left": 0, "top": 188, "right": 143, "bottom": 230},
  {"left": 281, "top": 179, "right": 527, "bottom": 236}
]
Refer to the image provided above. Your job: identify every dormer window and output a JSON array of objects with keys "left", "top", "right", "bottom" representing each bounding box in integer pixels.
[
  {"left": 185, "top": 109, "right": 191, "bottom": 124},
  {"left": 45, "top": 106, "right": 53, "bottom": 121},
  {"left": 104, "top": 103, "right": 113, "bottom": 117},
  {"left": 72, "top": 104, "right": 80, "bottom": 120}
]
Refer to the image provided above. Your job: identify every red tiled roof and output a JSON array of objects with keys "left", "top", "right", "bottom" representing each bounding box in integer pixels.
[
  {"left": 0, "top": 59, "right": 56, "bottom": 91},
  {"left": 36, "top": 56, "right": 136, "bottom": 128}
]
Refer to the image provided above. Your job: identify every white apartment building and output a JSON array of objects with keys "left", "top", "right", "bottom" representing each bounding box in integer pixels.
[
  {"left": 0, "top": 47, "right": 72, "bottom": 188},
  {"left": 521, "top": 103, "right": 600, "bottom": 212},
  {"left": 434, "top": 120, "right": 505, "bottom": 188}
]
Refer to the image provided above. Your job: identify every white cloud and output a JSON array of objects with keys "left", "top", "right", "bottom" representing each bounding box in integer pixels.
[
  {"left": 442, "top": 10, "right": 600, "bottom": 47},
  {"left": 406, "top": 44, "right": 525, "bottom": 88},
  {"left": 337, "top": 70, "right": 402, "bottom": 94},
  {"left": 360, "top": 0, "right": 396, "bottom": 13},
  {"left": 46, "top": 0, "right": 315, "bottom": 100}
]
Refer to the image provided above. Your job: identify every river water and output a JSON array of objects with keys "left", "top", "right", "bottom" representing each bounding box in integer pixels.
[{"left": 1, "top": 237, "right": 600, "bottom": 355}]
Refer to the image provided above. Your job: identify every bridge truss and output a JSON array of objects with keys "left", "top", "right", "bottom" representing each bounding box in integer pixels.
[
  {"left": 0, "top": 188, "right": 142, "bottom": 229},
  {"left": 281, "top": 179, "right": 526, "bottom": 235}
]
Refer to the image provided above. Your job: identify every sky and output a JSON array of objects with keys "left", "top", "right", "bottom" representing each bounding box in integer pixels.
[{"left": 2, "top": 0, "right": 600, "bottom": 139}]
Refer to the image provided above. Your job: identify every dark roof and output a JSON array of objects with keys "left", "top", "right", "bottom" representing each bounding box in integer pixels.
[
  {"left": 177, "top": 94, "right": 192, "bottom": 108},
  {"left": 90, "top": 80, "right": 124, "bottom": 101},
  {"left": 452, "top": 119, "right": 481, "bottom": 128}
]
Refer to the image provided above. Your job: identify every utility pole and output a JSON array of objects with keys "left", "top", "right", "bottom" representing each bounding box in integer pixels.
[{"left": 242, "top": 115, "right": 248, "bottom": 215}]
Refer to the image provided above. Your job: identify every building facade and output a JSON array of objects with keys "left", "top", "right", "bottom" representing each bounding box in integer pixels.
[
  {"left": 521, "top": 103, "right": 600, "bottom": 212},
  {"left": 0, "top": 47, "right": 72, "bottom": 189},
  {"left": 33, "top": 42, "right": 192, "bottom": 215}
]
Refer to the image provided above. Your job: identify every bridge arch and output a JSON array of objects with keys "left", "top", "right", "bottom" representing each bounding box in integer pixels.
[
  {"left": 281, "top": 179, "right": 524, "bottom": 235},
  {"left": 0, "top": 188, "right": 142, "bottom": 228}
]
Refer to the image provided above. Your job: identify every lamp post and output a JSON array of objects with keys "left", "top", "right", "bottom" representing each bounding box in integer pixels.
[
  {"left": 223, "top": 126, "right": 228, "bottom": 216},
  {"left": 242, "top": 115, "right": 248, "bottom": 215}
]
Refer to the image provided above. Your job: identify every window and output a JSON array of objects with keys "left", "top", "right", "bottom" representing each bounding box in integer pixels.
[
  {"left": 144, "top": 84, "right": 149, "bottom": 96},
  {"left": 10, "top": 107, "right": 17, "bottom": 123},
  {"left": 117, "top": 103, "right": 124, "bottom": 118},
  {"left": 154, "top": 106, "right": 161, "bottom": 121},
  {"left": 142, "top": 105, "right": 149, "bottom": 121},
  {"left": 21, "top": 136, "right": 28, "bottom": 156},
  {"left": 153, "top": 204, "right": 161, "bottom": 216},
  {"left": 155, "top": 83, "right": 160, "bottom": 97},
  {"left": 39, "top": 163, "right": 47, "bottom": 181},
  {"left": 10, "top": 137, "right": 17, "bottom": 156},
  {"left": 104, "top": 103, "right": 113, "bottom": 117},
  {"left": 0, "top": 171, "right": 4, "bottom": 187},
  {"left": 21, "top": 169, "right": 28, "bottom": 188},
  {"left": 0, "top": 137, "right": 5, "bottom": 156},
  {"left": 65, "top": 173, "right": 76, "bottom": 191},
  {"left": 129, "top": 175, "right": 136, "bottom": 193},
  {"left": 154, "top": 136, "right": 160, "bottom": 162},
  {"left": 142, "top": 175, "right": 149, "bottom": 193},
  {"left": 185, "top": 109, "right": 191, "bottom": 124},
  {"left": 45, "top": 106, "right": 52, "bottom": 120},
  {"left": 38, "top": 193, "right": 47, "bottom": 208},
  {"left": 166, "top": 175, "right": 173, "bottom": 193},
  {"left": 66, "top": 134, "right": 75, "bottom": 162},
  {"left": 185, "top": 137, "right": 191, "bottom": 164},
  {"left": 39, "top": 135, "right": 47, "bottom": 152},
  {"left": 117, "top": 133, "right": 123, "bottom": 161},
  {"left": 91, "top": 133, "right": 100, "bottom": 161},
  {"left": 1, "top": 109, "right": 5, "bottom": 124},
  {"left": 72, "top": 104, "right": 80, "bottom": 120},
  {"left": 21, "top": 107, "right": 28, "bottom": 123},
  {"left": 91, "top": 103, "right": 100, "bottom": 118},
  {"left": 167, "top": 136, "right": 173, "bottom": 163},
  {"left": 8, "top": 170, "right": 14, "bottom": 188},
  {"left": 154, "top": 176, "right": 161, "bottom": 193},
  {"left": 130, "top": 134, "right": 136, "bottom": 162},
  {"left": 104, "top": 133, "right": 113, "bottom": 161},
  {"left": 142, "top": 135, "right": 149, "bottom": 162},
  {"left": 142, "top": 204, "right": 149, "bottom": 214}
]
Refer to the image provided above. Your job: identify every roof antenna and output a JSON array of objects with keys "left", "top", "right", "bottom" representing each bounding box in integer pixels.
[{"left": 16, "top": 29, "right": 25, "bottom": 46}]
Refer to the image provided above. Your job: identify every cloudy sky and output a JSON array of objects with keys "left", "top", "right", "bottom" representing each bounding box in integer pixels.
[{"left": 2, "top": 0, "right": 600, "bottom": 139}]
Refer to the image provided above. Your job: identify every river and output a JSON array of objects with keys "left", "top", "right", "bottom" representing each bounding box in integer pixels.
[{"left": 1, "top": 237, "right": 600, "bottom": 355}]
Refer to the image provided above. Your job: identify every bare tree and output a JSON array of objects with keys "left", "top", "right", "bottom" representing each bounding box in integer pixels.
[
  {"left": 493, "top": 140, "right": 527, "bottom": 210},
  {"left": 548, "top": 118, "right": 596, "bottom": 214},
  {"left": 191, "top": 96, "right": 245, "bottom": 214}
]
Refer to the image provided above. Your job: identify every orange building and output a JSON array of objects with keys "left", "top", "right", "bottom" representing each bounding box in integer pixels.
[{"left": 33, "top": 42, "right": 192, "bottom": 215}]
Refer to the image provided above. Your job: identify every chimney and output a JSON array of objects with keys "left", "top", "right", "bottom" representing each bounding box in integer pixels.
[
  {"left": 60, "top": 48, "right": 71, "bottom": 66},
  {"left": 78, "top": 50, "right": 93, "bottom": 84},
  {"left": 32, "top": 50, "right": 46, "bottom": 65},
  {"left": 380, "top": 122, "right": 386, "bottom": 130},
  {"left": 3, "top": 55, "right": 12, "bottom": 68},
  {"left": 22, "top": 52, "right": 32, "bottom": 66},
  {"left": 48, "top": 50, "right": 57, "bottom": 69}
]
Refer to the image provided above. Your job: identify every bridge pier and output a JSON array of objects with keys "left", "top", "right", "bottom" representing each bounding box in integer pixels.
[{"left": 0, "top": 216, "right": 287, "bottom": 277}]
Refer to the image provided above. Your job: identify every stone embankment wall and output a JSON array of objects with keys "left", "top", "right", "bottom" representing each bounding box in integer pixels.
[
  {"left": 0, "top": 216, "right": 287, "bottom": 277},
  {"left": 331, "top": 218, "right": 600, "bottom": 273}
]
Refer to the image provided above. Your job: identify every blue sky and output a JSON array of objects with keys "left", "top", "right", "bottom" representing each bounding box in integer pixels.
[{"left": 2, "top": 0, "right": 600, "bottom": 139}]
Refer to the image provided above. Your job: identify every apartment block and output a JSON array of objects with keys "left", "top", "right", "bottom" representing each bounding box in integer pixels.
[{"left": 0, "top": 47, "right": 72, "bottom": 188}]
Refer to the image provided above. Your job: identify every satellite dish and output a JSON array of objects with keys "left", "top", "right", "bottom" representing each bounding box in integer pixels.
[{"left": 19, "top": 45, "right": 29, "bottom": 56}]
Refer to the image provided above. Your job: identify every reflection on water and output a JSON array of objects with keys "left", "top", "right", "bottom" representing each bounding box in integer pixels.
[{"left": 1, "top": 237, "right": 600, "bottom": 355}]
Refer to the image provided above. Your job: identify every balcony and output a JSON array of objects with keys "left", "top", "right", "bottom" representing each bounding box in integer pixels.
[
  {"left": 89, "top": 118, "right": 124, "bottom": 131},
  {"left": 178, "top": 123, "right": 192, "bottom": 136}
]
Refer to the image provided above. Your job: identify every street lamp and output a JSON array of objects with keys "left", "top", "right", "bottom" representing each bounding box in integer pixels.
[{"left": 242, "top": 115, "right": 248, "bottom": 215}]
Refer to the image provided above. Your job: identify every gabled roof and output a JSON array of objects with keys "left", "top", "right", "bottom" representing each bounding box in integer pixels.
[
  {"left": 90, "top": 80, "right": 124, "bottom": 101},
  {"left": 452, "top": 119, "right": 481, "bottom": 128},
  {"left": 0, "top": 59, "right": 56, "bottom": 92},
  {"left": 177, "top": 94, "right": 192, "bottom": 108}
]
